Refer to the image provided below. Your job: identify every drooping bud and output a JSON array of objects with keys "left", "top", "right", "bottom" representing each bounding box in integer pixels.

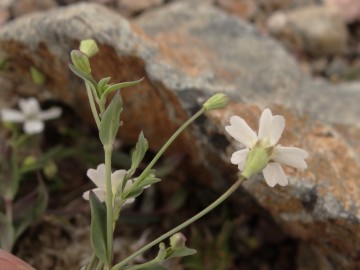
[
  {"left": 80, "top": 39, "right": 99, "bottom": 58},
  {"left": 70, "top": 50, "right": 91, "bottom": 74},
  {"left": 241, "top": 143, "right": 273, "bottom": 179},
  {"left": 202, "top": 93, "right": 228, "bottom": 111}
]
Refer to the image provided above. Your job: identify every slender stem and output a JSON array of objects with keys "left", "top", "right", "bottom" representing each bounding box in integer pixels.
[
  {"left": 85, "top": 254, "right": 97, "bottom": 270},
  {"left": 86, "top": 82, "right": 101, "bottom": 128},
  {"left": 123, "top": 258, "right": 159, "bottom": 270},
  {"left": 5, "top": 198, "right": 13, "bottom": 224},
  {"left": 104, "top": 144, "right": 114, "bottom": 267},
  {"left": 112, "top": 176, "right": 246, "bottom": 270},
  {"left": 95, "top": 261, "right": 104, "bottom": 270},
  {"left": 124, "top": 108, "right": 205, "bottom": 198}
]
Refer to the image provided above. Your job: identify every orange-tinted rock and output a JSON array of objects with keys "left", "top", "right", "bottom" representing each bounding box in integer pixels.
[{"left": 0, "top": 2, "right": 359, "bottom": 269}]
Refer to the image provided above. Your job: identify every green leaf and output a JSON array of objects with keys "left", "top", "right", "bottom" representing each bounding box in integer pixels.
[
  {"left": 139, "top": 177, "right": 161, "bottom": 188},
  {"left": 30, "top": 66, "right": 46, "bottom": 85},
  {"left": 97, "top": 77, "right": 112, "bottom": 95},
  {"left": 100, "top": 78, "right": 144, "bottom": 101},
  {"left": 69, "top": 64, "right": 95, "bottom": 87},
  {"left": 99, "top": 93, "right": 122, "bottom": 146},
  {"left": 89, "top": 191, "right": 108, "bottom": 264},
  {"left": 168, "top": 247, "right": 197, "bottom": 259},
  {"left": 129, "top": 132, "right": 148, "bottom": 176}
]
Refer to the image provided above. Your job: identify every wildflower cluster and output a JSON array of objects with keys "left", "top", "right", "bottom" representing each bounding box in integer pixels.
[{"left": 0, "top": 38, "right": 308, "bottom": 270}]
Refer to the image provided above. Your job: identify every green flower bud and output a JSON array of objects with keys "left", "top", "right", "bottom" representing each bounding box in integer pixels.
[
  {"left": 170, "top": 233, "right": 186, "bottom": 249},
  {"left": 80, "top": 39, "right": 99, "bottom": 58},
  {"left": 43, "top": 161, "right": 58, "bottom": 180},
  {"left": 70, "top": 50, "right": 91, "bottom": 74},
  {"left": 202, "top": 93, "right": 228, "bottom": 111},
  {"left": 241, "top": 143, "right": 273, "bottom": 179},
  {"left": 22, "top": 155, "right": 37, "bottom": 167},
  {"left": 30, "top": 66, "right": 46, "bottom": 85}
]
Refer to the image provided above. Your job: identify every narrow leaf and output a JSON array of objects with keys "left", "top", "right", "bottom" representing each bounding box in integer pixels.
[
  {"left": 68, "top": 64, "right": 96, "bottom": 87},
  {"left": 97, "top": 77, "right": 112, "bottom": 95},
  {"left": 89, "top": 191, "right": 108, "bottom": 264},
  {"left": 168, "top": 247, "right": 197, "bottom": 259},
  {"left": 101, "top": 78, "right": 144, "bottom": 100},
  {"left": 99, "top": 94, "right": 122, "bottom": 145},
  {"left": 129, "top": 132, "right": 148, "bottom": 175}
]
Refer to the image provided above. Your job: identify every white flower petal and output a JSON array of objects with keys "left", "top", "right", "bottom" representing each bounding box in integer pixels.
[
  {"left": 19, "top": 98, "right": 40, "bottom": 115},
  {"left": 111, "top": 169, "right": 127, "bottom": 194},
  {"left": 24, "top": 120, "right": 44, "bottom": 134},
  {"left": 39, "top": 107, "right": 62, "bottom": 121},
  {"left": 225, "top": 116, "right": 257, "bottom": 148},
  {"left": 82, "top": 188, "right": 106, "bottom": 202},
  {"left": 1, "top": 109, "right": 25, "bottom": 123},
  {"left": 258, "top": 108, "right": 272, "bottom": 140},
  {"left": 268, "top": 115, "right": 285, "bottom": 145},
  {"left": 87, "top": 164, "right": 106, "bottom": 189},
  {"left": 230, "top": 148, "right": 249, "bottom": 170},
  {"left": 123, "top": 198, "right": 135, "bottom": 206},
  {"left": 273, "top": 146, "right": 308, "bottom": 169},
  {"left": 262, "top": 162, "right": 288, "bottom": 187}
]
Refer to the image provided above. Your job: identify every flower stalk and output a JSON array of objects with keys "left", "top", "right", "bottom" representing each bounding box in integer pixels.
[
  {"left": 104, "top": 144, "right": 114, "bottom": 267},
  {"left": 124, "top": 107, "right": 206, "bottom": 197},
  {"left": 112, "top": 176, "right": 246, "bottom": 270}
]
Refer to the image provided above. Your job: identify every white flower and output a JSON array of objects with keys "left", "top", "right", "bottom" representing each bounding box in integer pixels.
[
  {"left": 83, "top": 164, "right": 135, "bottom": 205},
  {"left": 225, "top": 108, "right": 308, "bottom": 187},
  {"left": 1, "top": 98, "right": 62, "bottom": 134}
]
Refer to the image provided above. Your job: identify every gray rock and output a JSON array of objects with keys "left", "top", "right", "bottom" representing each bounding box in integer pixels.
[
  {"left": 0, "top": 2, "right": 359, "bottom": 269},
  {"left": 267, "top": 5, "right": 348, "bottom": 56}
]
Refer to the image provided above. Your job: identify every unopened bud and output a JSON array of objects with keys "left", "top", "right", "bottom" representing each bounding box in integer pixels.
[
  {"left": 241, "top": 144, "right": 273, "bottom": 179},
  {"left": 71, "top": 50, "right": 91, "bottom": 74},
  {"left": 30, "top": 66, "right": 46, "bottom": 85},
  {"left": 22, "top": 155, "right": 37, "bottom": 167},
  {"left": 202, "top": 93, "right": 228, "bottom": 111},
  {"left": 80, "top": 39, "right": 99, "bottom": 58},
  {"left": 170, "top": 233, "right": 186, "bottom": 249}
]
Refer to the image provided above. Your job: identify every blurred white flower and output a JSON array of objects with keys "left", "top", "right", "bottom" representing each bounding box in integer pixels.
[
  {"left": 1, "top": 98, "right": 62, "bottom": 134},
  {"left": 83, "top": 164, "right": 135, "bottom": 205},
  {"left": 225, "top": 108, "right": 308, "bottom": 187}
]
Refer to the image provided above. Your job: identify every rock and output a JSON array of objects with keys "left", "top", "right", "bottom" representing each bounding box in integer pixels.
[
  {"left": 0, "top": 8, "right": 10, "bottom": 26},
  {"left": 0, "top": 2, "right": 359, "bottom": 269},
  {"left": 116, "top": 0, "right": 164, "bottom": 16},
  {"left": 10, "top": 0, "right": 58, "bottom": 17},
  {"left": 216, "top": 0, "right": 257, "bottom": 20},
  {"left": 325, "top": 0, "right": 360, "bottom": 23},
  {"left": 267, "top": 5, "right": 348, "bottom": 56}
]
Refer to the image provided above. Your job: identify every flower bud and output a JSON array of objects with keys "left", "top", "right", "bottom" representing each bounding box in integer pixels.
[
  {"left": 241, "top": 144, "right": 273, "bottom": 179},
  {"left": 80, "top": 39, "right": 99, "bottom": 58},
  {"left": 70, "top": 50, "right": 91, "bottom": 74},
  {"left": 22, "top": 155, "right": 37, "bottom": 167},
  {"left": 170, "top": 233, "right": 186, "bottom": 249},
  {"left": 202, "top": 93, "right": 228, "bottom": 111},
  {"left": 30, "top": 66, "right": 46, "bottom": 85}
]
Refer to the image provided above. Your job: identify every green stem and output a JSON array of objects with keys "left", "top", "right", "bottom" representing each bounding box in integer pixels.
[
  {"left": 123, "top": 258, "right": 160, "bottom": 270},
  {"left": 95, "top": 261, "right": 104, "bottom": 270},
  {"left": 124, "top": 108, "right": 205, "bottom": 198},
  {"left": 112, "top": 176, "right": 246, "bottom": 270},
  {"left": 104, "top": 144, "right": 114, "bottom": 267},
  {"left": 85, "top": 254, "right": 97, "bottom": 270},
  {"left": 86, "top": 82, "right": 101, "bottom": 128}
]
